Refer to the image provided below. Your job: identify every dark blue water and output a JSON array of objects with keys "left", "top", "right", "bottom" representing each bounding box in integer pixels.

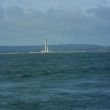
[{"left": 0, "top": 52, "right": 110, "bottom": 110}]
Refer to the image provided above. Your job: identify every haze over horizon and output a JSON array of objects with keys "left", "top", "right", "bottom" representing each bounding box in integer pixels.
[{"left": 0, "top": 0, "right": 110, "bottom": 46}]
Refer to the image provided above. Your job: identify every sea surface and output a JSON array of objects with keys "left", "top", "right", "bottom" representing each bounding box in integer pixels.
[{"left": 0, "top": 52, "right": 110, "bottom": 110}]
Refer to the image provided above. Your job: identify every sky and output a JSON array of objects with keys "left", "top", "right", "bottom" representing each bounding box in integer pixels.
[{"left": 0, "top": 0, "right": 110, "bottom": 46}]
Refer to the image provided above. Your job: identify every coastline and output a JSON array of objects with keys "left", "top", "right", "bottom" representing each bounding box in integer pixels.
[{"left": 0, "top": 51, "right": 109, "bottom": 55}]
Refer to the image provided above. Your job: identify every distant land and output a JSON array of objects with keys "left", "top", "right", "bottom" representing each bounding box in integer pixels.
[{"left": 0, "top": 44, "right": 110, "bottom": 53}]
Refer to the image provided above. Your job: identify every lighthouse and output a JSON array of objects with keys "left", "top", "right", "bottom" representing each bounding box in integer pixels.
[
  {"left": 41, "top": 38, "right": 49, "bottom": 53},
  {"left": 45, "top": 38, "right": 48, "bottom": 53}
]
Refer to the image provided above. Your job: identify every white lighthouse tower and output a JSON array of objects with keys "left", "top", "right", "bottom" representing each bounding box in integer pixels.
[
  {"left": 44, "top": 38, "right": 48, "bottom": 53},
  {"left": 41, "top": 38, "right": 49, "bottom": 53}
]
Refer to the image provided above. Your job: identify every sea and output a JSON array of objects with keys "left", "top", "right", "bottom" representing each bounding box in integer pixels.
[{"left": 0, "top": 52, "right": 110, "bottom": 110}]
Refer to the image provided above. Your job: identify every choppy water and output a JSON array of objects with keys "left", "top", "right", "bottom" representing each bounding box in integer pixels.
[{"left": 0, "top": 52, "right": 110, "bottom": 110}]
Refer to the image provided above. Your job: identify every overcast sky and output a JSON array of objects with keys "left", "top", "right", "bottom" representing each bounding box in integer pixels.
[{"left": 0, "top": 0, "right": 110, "bottom": 46}]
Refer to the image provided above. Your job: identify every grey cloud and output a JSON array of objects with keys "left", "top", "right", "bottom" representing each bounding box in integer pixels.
[
  {"left": 0, "top": 4, "right": 110, "bottom": 45},
  {"left": 0, "top": 7, "right": 4, "bottom": 18},
  {"left": 6, "top": 6, "right": 24, "bottom": 19},
  {"left": 0, "top": 0, "right": 4, "bottom": 2},
  {"left": 87, "top": 6, "right": 110, "bottom": 20},
  {"left": 0, "top": 6, "right": 109, "bottom": 32}
]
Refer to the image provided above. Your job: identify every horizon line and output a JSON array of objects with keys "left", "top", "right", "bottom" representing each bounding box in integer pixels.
[{"left": 0, "top": 44, "right": 108, "bottom": 47}]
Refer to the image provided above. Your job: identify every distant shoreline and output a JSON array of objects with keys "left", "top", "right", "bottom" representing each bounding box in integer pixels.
[
  {"left": 0, "top": 44, "right": 109, "bottom": 54},
  {"left": 0, "top": 51, "right": 109, "bottom": 55}
]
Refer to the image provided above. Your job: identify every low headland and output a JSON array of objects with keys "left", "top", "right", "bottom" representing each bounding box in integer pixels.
[{"left": 0, "top": 44, "right": 110, "bottom": 54}]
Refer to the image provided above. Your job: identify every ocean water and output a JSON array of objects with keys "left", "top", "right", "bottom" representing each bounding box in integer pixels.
[{"left": 0, "top": 52, "right": 110, "bottom": 110}]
